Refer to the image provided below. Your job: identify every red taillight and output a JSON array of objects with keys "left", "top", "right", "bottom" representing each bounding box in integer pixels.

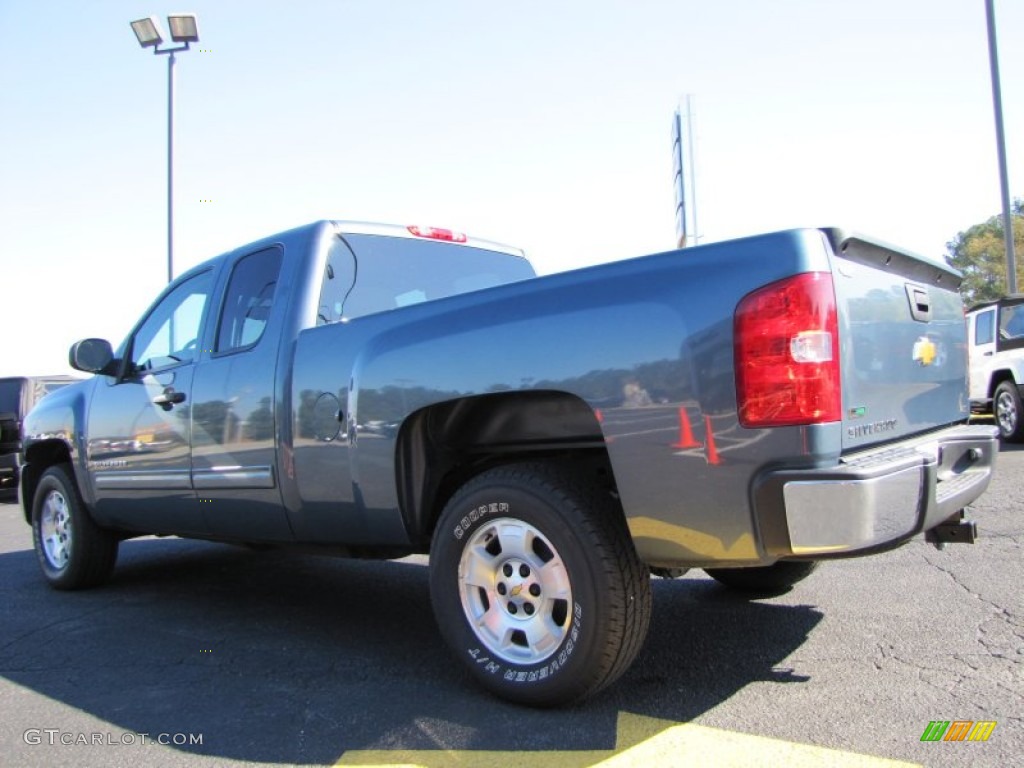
[
  {"left": 734, "top": 272, "right": 841, "bottom": 428},
  {"left": 407, "top": 225, "right": 467, "bottom": 243}
]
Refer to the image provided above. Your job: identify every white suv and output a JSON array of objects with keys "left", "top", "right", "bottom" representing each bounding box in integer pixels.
[{"left": 967, "top": 296, "right": 1024, "bottom": 440}]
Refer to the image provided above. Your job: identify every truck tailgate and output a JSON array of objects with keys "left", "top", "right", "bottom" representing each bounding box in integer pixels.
[{"left": 827, "top": 231, "right": 969, "bottom": 453}]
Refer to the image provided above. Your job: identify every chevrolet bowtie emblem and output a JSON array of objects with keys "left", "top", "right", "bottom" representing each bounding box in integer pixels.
[{"left": 912, "top": 336, "right": 937, "bottom": 367}]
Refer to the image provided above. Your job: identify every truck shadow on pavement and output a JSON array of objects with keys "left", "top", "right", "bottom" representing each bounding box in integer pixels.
[{"left": 0, "top": 537, "right": 823, "bottom": 764}]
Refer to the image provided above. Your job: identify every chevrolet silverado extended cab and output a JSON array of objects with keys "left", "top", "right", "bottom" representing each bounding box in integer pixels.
[{"left": 20, "top": 220, "right": 997, "bottom": 705}]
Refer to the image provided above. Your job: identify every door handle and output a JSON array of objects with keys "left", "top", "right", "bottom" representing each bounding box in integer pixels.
[
  {"left": 984, "top": 351, "right": 993, "bottom": 356},
  {"left": 153, "top": 388, "right": 187, "bottom": 410}
]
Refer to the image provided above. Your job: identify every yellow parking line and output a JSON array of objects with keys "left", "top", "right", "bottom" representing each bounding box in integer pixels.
[{"left": 334, "top": 711, "right": 920, "bottom": 768}]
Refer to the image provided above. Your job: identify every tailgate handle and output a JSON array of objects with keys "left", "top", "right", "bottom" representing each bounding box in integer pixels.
[{"left": 905, "top": 283, "right": 932, "bottom": 323}]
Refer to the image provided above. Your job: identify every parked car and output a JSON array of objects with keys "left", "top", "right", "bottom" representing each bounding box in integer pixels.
[
  {"left": 0, "top": 376, "right": 78, "bottom": 497},
  {"left": 966, "top": 295, "right": 1024, "bottom": 440}
]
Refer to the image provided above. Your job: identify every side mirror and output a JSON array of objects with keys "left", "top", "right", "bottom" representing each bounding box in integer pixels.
[{"left": 69, "top": 338, "right": 117, "bottom": 375}]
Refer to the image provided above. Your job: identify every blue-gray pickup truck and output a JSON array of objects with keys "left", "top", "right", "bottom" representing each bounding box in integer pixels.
[{"left": 20, "top": 220, "right": 997, "bottom": 705}]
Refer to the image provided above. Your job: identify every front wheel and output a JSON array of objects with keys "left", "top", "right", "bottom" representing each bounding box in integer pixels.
[
  {"left": 994, "top": 381, "right": 1024, "bottom": 442},
  {"left": 32, "top": 464, "right": 118, "bottom": 590},
  {"left": 704, "top": 561, "right": 819, "bottom": 596},
  {"left": 429, "top": 464, "right": 651, "bottom": 706}
]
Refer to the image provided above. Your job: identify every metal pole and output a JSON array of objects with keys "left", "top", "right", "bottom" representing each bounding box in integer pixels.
[
  {"left": 986, "top": 0, "right": 1017, "bottom": 294},
  {"left": 673, "top": 110, "right": 687, "bottom": 248},
  {"left": 685, "top": 95, "right": 698, "bottom": 247},
  {"left": 167, "top": 50, "right": 176, "bottom": 284}
]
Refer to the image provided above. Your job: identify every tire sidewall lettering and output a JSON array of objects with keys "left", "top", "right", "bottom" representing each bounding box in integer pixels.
[
  {"left": 464, "top": 600, "right": 584, "bottom": 684},
  {"left": 446, "top": 491, "right": 595, "bottom": 688},
  {"left": 430, "top": 466, "right": 648, "bottom": 705},
  {"left": 452, "top": 502, "right": 509, "bottom": 540}
]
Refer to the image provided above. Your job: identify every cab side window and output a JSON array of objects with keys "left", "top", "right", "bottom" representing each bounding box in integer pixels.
[
  {"left": 131, "top": 271, "right": 213, "bottom": 372},
  {"left": 216, "top": 248, "right": 282, "bottom": 353}
]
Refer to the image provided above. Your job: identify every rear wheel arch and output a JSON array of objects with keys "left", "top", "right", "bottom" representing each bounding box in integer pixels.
[{"left": 394, "top": 390, "right": 617, "bottom": 544}]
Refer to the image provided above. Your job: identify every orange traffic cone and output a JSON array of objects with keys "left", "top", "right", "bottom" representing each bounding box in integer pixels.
[
  {"left": 671, "top": 406, "right": 702, "bottom": 449},
  {"left": 704, "top": 415, "right": 722, "bottom": 465},
  {"left": 595, "top": 408, "right": 613, "bottom": 444}
]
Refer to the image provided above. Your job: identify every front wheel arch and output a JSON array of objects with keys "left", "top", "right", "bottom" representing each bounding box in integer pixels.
[{"left": 20, "top": 438, "right": 75, "bottom": 523}]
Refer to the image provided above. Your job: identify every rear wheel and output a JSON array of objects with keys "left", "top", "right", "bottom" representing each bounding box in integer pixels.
[
  {"left": 32, "top": 464, "right": 118, "bottom": 590},
  {"left": 994, "top": 381, "right": 1024, "bottom": 442},
  {"left": 704, "top": 561, "right": 818, "bottom": 596},
  {"left": 429, "top": 464, "right": 651, "bottom": 706}
]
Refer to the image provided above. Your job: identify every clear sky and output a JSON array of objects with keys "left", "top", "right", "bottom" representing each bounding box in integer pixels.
[{"left": 1, "top": 0, "right": 1021, "bottom": 376}]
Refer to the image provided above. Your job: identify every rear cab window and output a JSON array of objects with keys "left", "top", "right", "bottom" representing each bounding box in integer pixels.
[{"left": 317, "top": 232, "right": 534, "bottom": 325}]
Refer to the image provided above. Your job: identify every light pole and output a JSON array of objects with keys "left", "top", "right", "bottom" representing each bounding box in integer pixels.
[
  {"left": 130, "top": 14, "right": 200, "bottom": 284},
  {"left": 985, "top": 0, "right": 1017, "bottom": 294}
]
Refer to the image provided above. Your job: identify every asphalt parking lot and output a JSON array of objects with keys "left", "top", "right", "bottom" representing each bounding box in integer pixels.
[{"left": 0, "top": 444, "right": 1021, "bottom": 768}]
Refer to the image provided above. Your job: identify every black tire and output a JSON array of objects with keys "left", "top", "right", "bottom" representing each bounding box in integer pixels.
[
  {"left": 31, "top": 464, "right": 118, "bottom": 590},
  {"left": 429, "top": 464, "right": 651, "bottom": 706},
  {"left": 704, "top": 561, "right": 819, "bottom": 596},
  {"left": 994, "top": 381, "right": 1024, "bottom": 442}
]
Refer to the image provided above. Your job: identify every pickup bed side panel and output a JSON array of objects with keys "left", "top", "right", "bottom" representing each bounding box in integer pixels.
[{"left": 291, "top": 229, "right": 837, "bottom": 563}]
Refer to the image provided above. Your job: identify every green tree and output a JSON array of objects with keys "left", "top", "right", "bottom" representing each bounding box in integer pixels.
[{"left": 945, "top": 199, "right": 1024, "bottom": 307}]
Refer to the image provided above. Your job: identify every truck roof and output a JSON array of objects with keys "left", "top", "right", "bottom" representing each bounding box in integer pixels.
[{"left": 174, "top": 220, "right": 529, "bottom": 286}]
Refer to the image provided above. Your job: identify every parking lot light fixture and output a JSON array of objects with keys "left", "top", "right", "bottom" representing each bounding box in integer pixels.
[
  {"left": 167, "top": 14, "right": 200, "bottom": 43},
  {"left": 129, "top": 13, "right": 200, "bottom": 284},
  {"left": 130, "top": 17, "right": 164, "bottom": 48}
]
